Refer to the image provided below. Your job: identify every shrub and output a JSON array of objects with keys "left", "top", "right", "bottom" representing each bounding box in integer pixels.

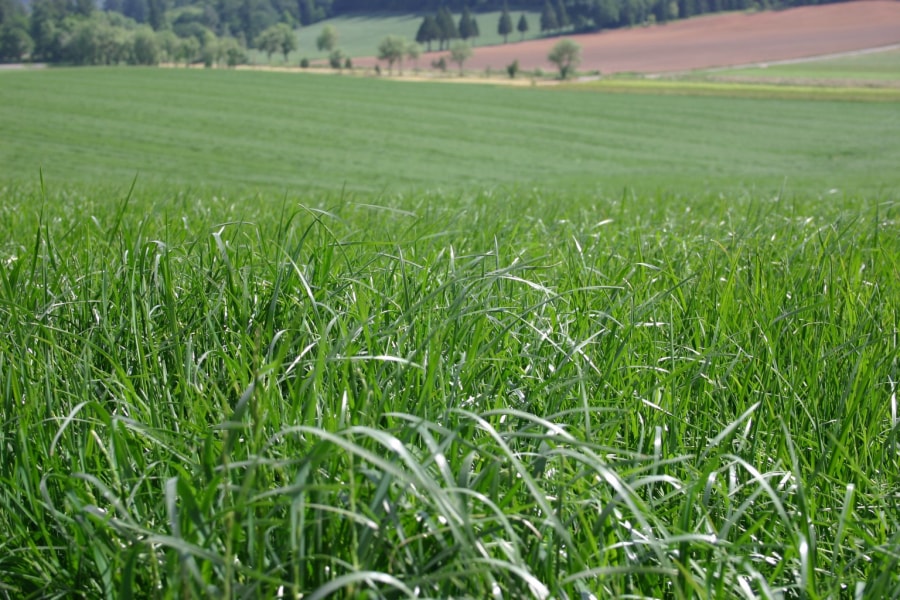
[{"left": 328, "top": 49, "right": 343, "bottom": 69}]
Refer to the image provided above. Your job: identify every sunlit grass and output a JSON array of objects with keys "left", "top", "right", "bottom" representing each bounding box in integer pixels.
[{"left": 1, "top": 180, "right": 898, "bottom": 598}]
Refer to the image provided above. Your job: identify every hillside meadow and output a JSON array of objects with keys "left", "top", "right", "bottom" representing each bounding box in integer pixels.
[
  {"left": 703, "top": 47, "right": 900, "bottom": 83},
  {"left": 248, "top": 10, "right": 546, "bottom": 65},
  {"left": 1, "top": 68, "right": 899, "bottom": 598}
]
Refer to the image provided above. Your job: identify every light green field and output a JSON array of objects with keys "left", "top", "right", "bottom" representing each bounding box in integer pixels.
[
  {"left": 568, "top": 77, "right": 900, "bottom": 101},
  {"left": 2, "top": 68, "right": 899, "bottom": 197},
  {"left": 701, "top": 48, "right": 900, "bottom": 83},
  {"left": 249, "top": 10, "right": 545, "bottom": 65},
  {"left": 1, "top": 68, "right": 899, "bottom": 598}
]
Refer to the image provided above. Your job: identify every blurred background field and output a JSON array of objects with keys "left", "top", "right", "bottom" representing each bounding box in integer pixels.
[{"left": 3, "top": 67, "right": 899, "bottom": 198}]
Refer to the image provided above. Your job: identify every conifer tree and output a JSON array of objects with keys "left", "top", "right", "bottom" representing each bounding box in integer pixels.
[
  {"left": 436, "top": 6, "right": 457, "bottom": 50},
  {"left": 555, "top": 0, "right": 570, "bottom": 29},
  {"left": 497, "top": 1, "right": 512, "bottom": 43},
  {"left": 415, "top": 15, "right": 439, "bottom": 52},
  {"left": 458, "top": 6, "right": 474, "bottom": 40},
  {"left": 517, "top": 13, "right": 528, "bottom": 40},
  {"left": 540, "top": 0, "right": 558, "bottom": 33}
]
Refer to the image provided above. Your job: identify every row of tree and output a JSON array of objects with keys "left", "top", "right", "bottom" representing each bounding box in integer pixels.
[
  {"left": 0, "top": 8, "right": 253, "bottom": 65},
  {"left": 1, "top": 0, "right": 334, "bottom": 61},
  {"left": 410, "top": 0, "right": 847, "bottom": 55},
  {"left": 415, "top": 6, "right": 478, "bottom": 51},
  {"left": 0, "top": 0, "right": 853, "bottom": 65},
  {"left": 1, "top": 0, "right": 316, "bottom": 64},
  {"left": 376, "top": 33, "right": 582, "bottom": 80},
  {"left": 410, "top": 2, "right": 545, "bottom": 52},
  {"left": 334, "top": 0, "right": 845, "bottom": 11}
]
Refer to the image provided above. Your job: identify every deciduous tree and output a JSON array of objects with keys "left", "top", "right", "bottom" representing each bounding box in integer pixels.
[
  {"left": 316, "top": 24, "right": 336, "bottom": 52},
  {"left": 405, "top": 40, "right": 420, "bottom": 70},
  {"left": 328, "top": 48, "right": 342, "bottom": 68},
  {"left": 132, "top": 26, "right": 159, "bottom": 64},
  {"left": 0, "top": 22, "right": 33, "bottom": 62},
  {"left": 449, "top": 40, "right": 471, "bottom": 74},
  {"left": 547, "top": 37, "right": 580, "bottom": 79},
  {"left": 377, "top": 34, "right": 405, "bottom": 74},
  {"left": 177, "top": 35, "right": 199, "bottom": 65},
  {"left": 506, "top": 58, "right": 519, "bottom": 78},
  {"left": 256, "top": 22, "right": 293, "bottom": 62},
  {"left": 155, "top": 29, "right": 179, "bottom": 62},
  {"left": 278, "top": 23, "right": 296, "bottom": 60},
  {"left": 221, "top": 36, "right": 247, "bottom": 66}
]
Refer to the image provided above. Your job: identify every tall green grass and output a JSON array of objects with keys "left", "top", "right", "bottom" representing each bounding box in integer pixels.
[{"left": 1, "top": 181, "right": 897, "bottom": 597}]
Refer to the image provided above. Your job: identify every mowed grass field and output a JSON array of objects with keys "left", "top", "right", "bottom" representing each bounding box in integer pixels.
[
  {"left": 703, "top": 47, "right": 900, "bottom": 83},
  {"left": 1, "top": 68, "right": 899, "bottom": 598},
  {"left": 2, "top": 68, "right": 900, "bottom": 196}
]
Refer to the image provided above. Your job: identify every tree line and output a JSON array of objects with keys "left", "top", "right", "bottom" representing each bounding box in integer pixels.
[
  {"left": 412, "top": 0, "right": 852, "bottom": 45},
  {"left": 1, "top": 0, "right": 852, "bottom": 64},
  {"left": 0, "top": 0, "right": 334, "bottom": 64},
  {"left": 332, "top": 0, "right": 847, "bottom": 14}
]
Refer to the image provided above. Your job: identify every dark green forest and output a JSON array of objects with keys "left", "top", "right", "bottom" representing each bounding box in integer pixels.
[{"left": 0, "top": 0, "right": 849, "bottom": 64}]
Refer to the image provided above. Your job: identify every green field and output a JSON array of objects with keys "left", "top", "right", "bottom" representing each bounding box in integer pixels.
[
  {"left": 2, "top": 68, "right": 900, "bottom": 197},
  {"left": 248, "top": 10, "right": 545, "bottom": 65},
  {"left": 567, "top": 77, "right": 900, "bottom": 102},
  {"left": 1, "top": 67, "right": 899, "bottom": 598},
  {"left": 701, "top": 47, "right": 900, "bottom": 83}
]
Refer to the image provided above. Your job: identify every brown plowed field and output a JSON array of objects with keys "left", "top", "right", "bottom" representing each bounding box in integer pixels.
[{"left": 355, "top": 1, "right": 900, "bottom": 74}]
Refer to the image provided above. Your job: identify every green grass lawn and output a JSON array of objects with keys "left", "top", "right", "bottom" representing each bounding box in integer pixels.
[
  {"left": 2, "top": 68, "right": 899, "bottom": 197},
  {"left": 247, "top": 10, "right": 545, "bottom": 65},
  {"left": 701, "top": 48, "right": 900, "bottom": 83},
  {"left": 1, "top": 67, "right": 899, "bottom": 598}
]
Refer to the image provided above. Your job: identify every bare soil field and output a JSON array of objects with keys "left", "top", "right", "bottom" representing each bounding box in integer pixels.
[{"left": 353, "top": 1, "right": 900, "bottom": 74}]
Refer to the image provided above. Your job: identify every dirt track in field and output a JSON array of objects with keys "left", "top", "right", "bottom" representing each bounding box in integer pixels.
[{"left": 352, "top": 1, "right": 900, "bottom": 74}]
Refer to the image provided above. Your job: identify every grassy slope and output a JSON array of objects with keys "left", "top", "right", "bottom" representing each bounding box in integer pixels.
[
  {"left": 701, "top": 48, "right": 900, "bottom": 82},
  {"left": 2, "top": 68, "right": 900, "bottom": 197},
  {"left": 249, "top": 10, "right": 545, "bottom": 65},
  {"left": 1, "top": 67, "right": 899, "bottom": 598}
]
